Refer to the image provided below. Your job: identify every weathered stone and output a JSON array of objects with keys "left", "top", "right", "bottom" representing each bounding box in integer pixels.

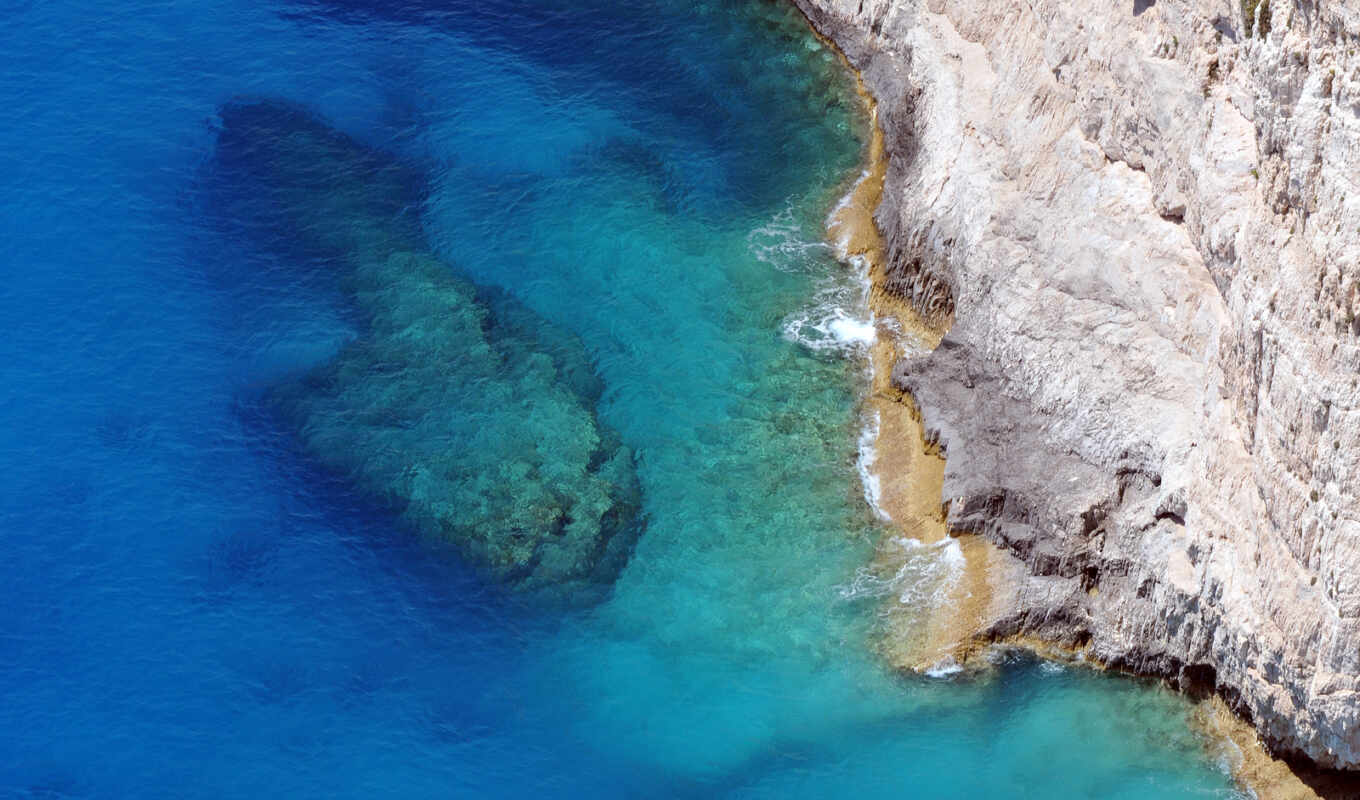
[{"left": 795, "top": 0, "right": 1360, "bottom": 771}]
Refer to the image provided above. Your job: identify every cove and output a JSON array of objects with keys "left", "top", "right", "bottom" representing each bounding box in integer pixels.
[{"left": 0, "top": 0, "right": 1244, "bottom": 797}]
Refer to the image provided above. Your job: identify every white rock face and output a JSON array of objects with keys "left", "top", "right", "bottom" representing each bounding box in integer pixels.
[{"left": 794, "top": 0, "right": 1360, "bottom": 769}]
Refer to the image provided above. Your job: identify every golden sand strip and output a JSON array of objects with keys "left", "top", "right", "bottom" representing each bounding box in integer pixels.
[{"left": 819, "top": 64, "right": 1000, "bottom": 674}]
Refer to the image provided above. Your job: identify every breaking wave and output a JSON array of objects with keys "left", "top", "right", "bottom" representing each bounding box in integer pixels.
[{"left": 837, "top": 535, "right": 967, "bottom": 609}]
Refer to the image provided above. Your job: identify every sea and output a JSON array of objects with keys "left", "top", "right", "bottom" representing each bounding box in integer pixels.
[{"left": 0, "top": 0, "right": 1243, "bottom": 796}]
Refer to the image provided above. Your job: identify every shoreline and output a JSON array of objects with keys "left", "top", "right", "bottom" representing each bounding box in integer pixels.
[
  {"left": 817, "top": 35, "right": 998, "bottom": 678},
  {"left": 803, "top": 11, "right": 1332, "bottom": 798}
]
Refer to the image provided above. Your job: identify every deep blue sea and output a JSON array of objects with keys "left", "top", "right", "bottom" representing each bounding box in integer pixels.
[{"left": 0, "top": 0, "right": 1245, "bottom": 796}]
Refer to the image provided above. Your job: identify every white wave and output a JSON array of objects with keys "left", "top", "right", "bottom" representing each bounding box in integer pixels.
[
  {"left": 825, "top": 168, "right": 871, "bottom": 260},
  {"left": 892, "top": 537, "right": 967, "bottom": 610},
  {"left": 782, "top": 302, "right": 877, "bottom": 354},
  {"left": 826, "top": 171, "right": 868, "bottom": 222},
  {"left": 856, "top": 410, "right": 889, "bottom": 522},
  {"left": 836, "top": 536, "right": 967, "bottom": 611},
  {"left": 924, "top": 658, "right": 964, "bottom": 678},
  {"left": 830, "top": 315, "right": 877, "bottom": 347},
  {"left": 837, "top": 564, "right": 904, "bottom": 602},
  {"left": 936, "top": 537, "right": 966, "bottom": 570},
  {"left": 746, "top": 207, "right": 829, "bottom": 272},
  {"left": 768, "top": 190, "right": 880, "bottom": 359}
]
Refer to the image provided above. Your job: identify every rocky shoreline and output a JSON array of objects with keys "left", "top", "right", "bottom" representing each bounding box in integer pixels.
[{"left": 796, "top": 0, "right": 1360, "bottom": 788}]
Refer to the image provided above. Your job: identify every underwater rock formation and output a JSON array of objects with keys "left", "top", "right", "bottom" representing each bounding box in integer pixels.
[{"left": 213, "top": 100, "right": 642, "bottom": 602}]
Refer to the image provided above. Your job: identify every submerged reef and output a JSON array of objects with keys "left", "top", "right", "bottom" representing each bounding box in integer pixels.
[{"left": 213, "top": 100, "right": 642, "bottom": 603}]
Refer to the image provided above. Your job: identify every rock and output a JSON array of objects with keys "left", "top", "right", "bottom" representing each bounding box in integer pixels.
[
  {"left": 795, "top": 0, "right": 1360, "bottom": 771},
  {"left": 212, "top": 100, "right": 643, "bottom": 604}
]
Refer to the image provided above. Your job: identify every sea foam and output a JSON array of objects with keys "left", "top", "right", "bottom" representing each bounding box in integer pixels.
[
  {"left": 747, "top": 206, "right": 831, "bottom": 272},
  {"left": 837, "top": 536, "right": 966, "bottom": 610},
  {"left": 856, "top": 410, "right": 890, "bottom": 521},
  {"left": 783, "top": 301, "right": 878, "bottom": 354}
]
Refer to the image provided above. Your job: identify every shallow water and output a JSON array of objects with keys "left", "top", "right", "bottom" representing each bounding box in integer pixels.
[{"left": 0, "top": 0, "right": 1242, "bottom": 796}]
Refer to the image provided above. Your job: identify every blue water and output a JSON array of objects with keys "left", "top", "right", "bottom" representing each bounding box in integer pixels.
[{"left": 0, "top": 0, "right": 1244, "bottom": 796}]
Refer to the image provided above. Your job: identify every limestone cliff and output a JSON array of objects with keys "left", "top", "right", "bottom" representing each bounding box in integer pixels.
[{"left": 795, "top": 0, "right": 1360, "bottom": 771}]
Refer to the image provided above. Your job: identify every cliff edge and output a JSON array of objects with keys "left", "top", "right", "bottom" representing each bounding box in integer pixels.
[{"left": 795, "top": 0, "right": 1360, "bottom": 772}]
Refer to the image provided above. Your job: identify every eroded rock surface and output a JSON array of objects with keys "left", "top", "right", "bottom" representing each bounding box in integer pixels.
[{"left": 795, "top": 0, "right": 1360, "bottom": 770}]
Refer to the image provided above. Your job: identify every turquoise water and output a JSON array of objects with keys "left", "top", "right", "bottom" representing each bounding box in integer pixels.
[{"left": 0, "top": 0, "right": 1243, "bottom": 796}]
